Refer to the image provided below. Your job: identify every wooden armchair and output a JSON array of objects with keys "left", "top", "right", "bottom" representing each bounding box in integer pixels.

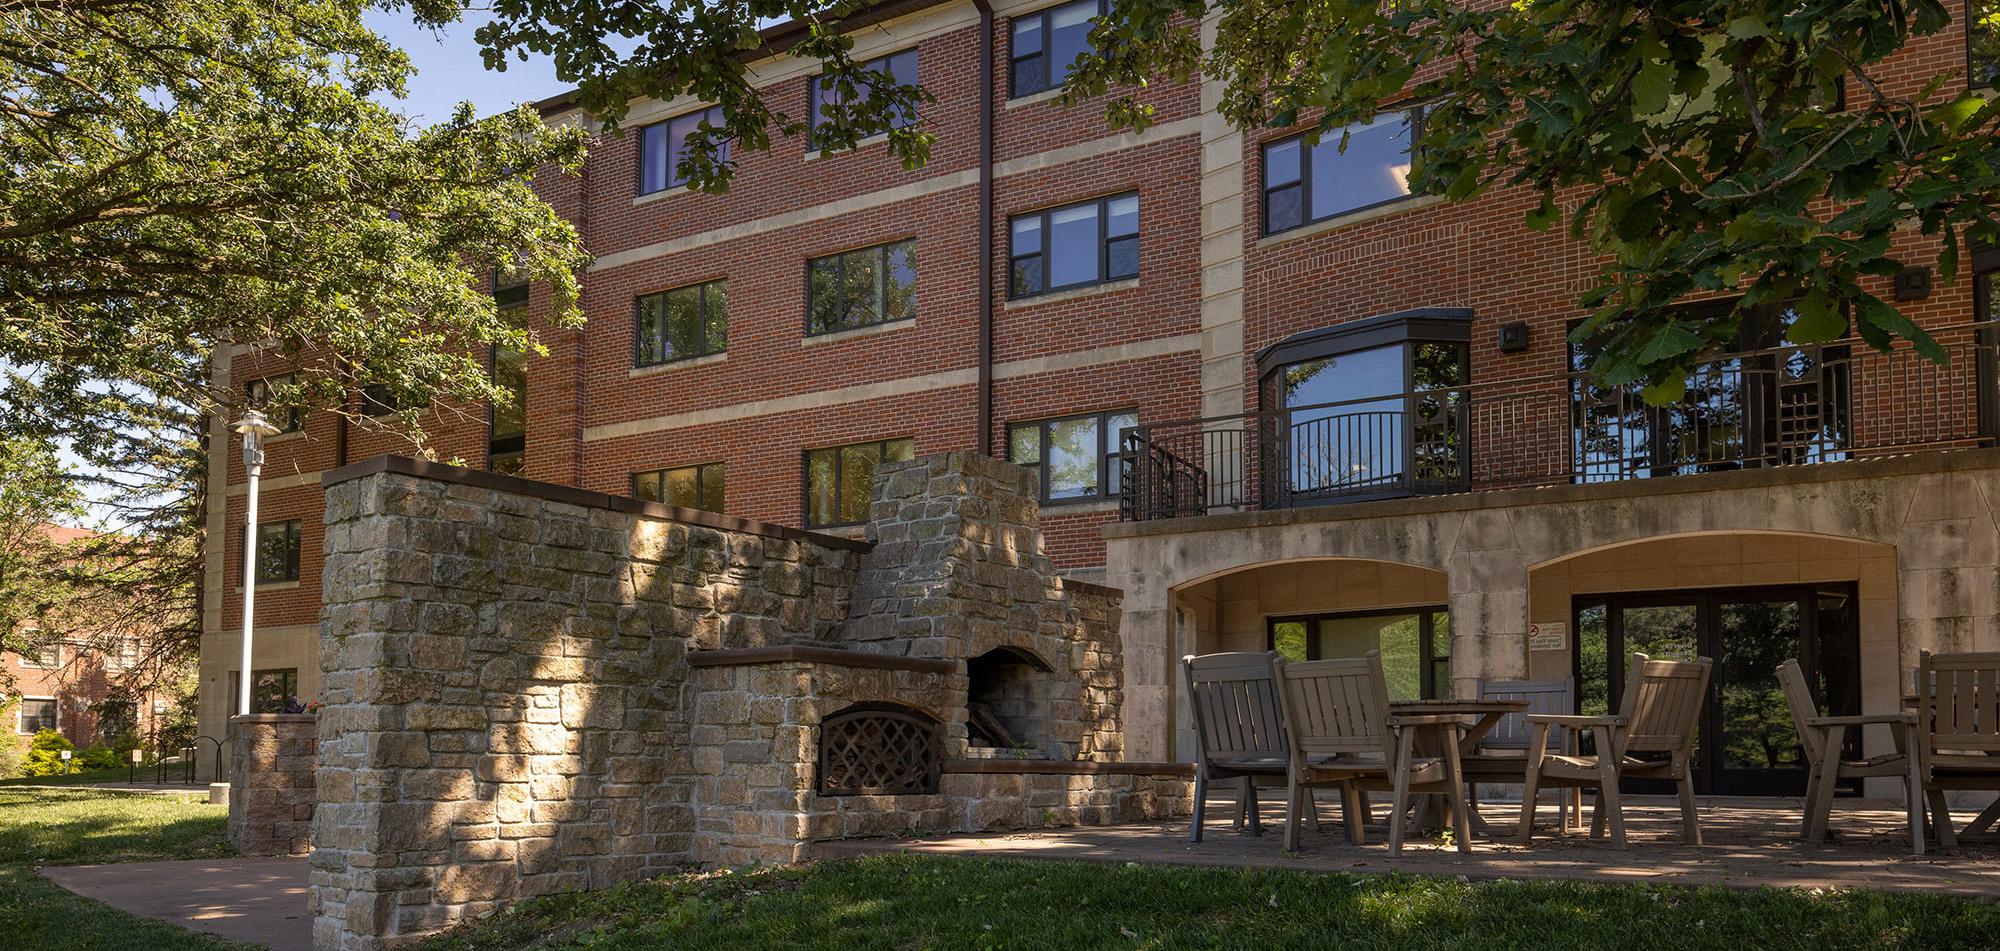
[
  {"left": 1777, "top": 658, "right": 1924, "bottom": 853},
  {"left": 1915, "top": 650, "right": 2000, "bottom": 850},
  {"left": 1183, "top": 652, "right": 1291, "bottom": 843},
  {"left": 1273, "top": 651, "right": 1471, "bottom": 856},
  {"left": 1517, "top": 652, "right": 1712, "bottom": 850}
]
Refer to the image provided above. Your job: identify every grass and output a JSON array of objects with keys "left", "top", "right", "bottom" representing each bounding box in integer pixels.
[
  {"left": 0, "top": 787, "right": 246, "bottom": 949},
  {"left": 414, "top": 853, "right": 2000, "bottom": 951},
  {"left": 0, "top": 763, "right": 201, "bottom": 787}
]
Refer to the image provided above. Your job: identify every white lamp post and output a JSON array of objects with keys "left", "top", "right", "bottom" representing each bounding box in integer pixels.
[{"left": 231, "top": 409, "right": 281, "bottom": 716}]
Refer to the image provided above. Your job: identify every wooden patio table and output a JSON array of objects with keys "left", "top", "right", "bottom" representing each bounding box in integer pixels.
[
  {"left": 1386, "top": 698, "right": 1530, "bottom": 837},
  {"left": 1902, "top": 692, "right": 2000, "bottom": 839}
]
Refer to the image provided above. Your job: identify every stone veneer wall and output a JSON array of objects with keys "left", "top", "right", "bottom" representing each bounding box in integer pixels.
[{"left": 228, "top": 713, "right": 318, "bottom": 856}]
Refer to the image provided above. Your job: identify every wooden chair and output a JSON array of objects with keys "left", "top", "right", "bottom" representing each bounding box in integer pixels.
[
  {"left": 1183, "top": 652, "right": 1291, "bottom": 843},
  {"left": 1461, "top": 679, "right": 1580, "bottom": 833},
  {"left": 1915, "top": 650, "right": 2000, "bottom": 850},
  {"left": 1776, "top": 659, "right": 1924, "bottom": 853},
  {"left": 1273, "top": 651, "right": 1471, "bottom": 856},
  {"left": 1517, "top": 652, "right": 1712, "bottom": 850}
]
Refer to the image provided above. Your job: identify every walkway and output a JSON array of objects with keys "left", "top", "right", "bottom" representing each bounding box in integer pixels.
[
  {"left": 816, "top": 796, "right": 2000, "bottom": 897},
  {"left": 42, "top": 856, "right": 312, "bottom": 951}
]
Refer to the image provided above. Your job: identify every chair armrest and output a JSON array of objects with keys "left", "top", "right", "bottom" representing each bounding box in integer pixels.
[
  {"left": 1387, "top": 714, "right": 1466, "bottom": 727},
  {"left": 1525, "top": 714, "right": 1627, "bottom": 728},
  {"left": 1806, "top": 713, "right": 1916, "bottom": 727}
]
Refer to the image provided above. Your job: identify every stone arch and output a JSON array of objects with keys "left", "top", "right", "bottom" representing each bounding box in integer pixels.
[{"left": 1525, "top": 528, "right": 1896, "bottom": 575}]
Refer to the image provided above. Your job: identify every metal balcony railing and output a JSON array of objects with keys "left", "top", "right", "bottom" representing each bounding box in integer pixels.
[{"left": 1118, "top": 335, "right": 1993, "bottom": 522}]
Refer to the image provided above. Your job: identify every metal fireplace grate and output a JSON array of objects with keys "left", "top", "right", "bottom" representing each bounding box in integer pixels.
[{"left": 817, "top": 705, "right": 940, "bottom": 796}]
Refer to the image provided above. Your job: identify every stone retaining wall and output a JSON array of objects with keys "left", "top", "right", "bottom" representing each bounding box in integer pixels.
[{"left": 228, "top": 713, "right": 318, "bottom": 857}]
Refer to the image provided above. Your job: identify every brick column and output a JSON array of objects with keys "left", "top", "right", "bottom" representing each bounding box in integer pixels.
[{"left": 228, "top": 713, "right": 318, "bottom": 857}]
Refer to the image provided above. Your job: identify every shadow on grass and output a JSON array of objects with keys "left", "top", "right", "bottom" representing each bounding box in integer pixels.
[
  {"left": 413, "top": 853, "right": 2000, "bottom": 951},
  {"left": 0, "top": 788, "right": 230, "bottom": 865}
]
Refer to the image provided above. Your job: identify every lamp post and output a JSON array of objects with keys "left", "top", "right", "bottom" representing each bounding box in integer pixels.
[{"left": 231, "top": 410, "right": 281, "bottom": 716}]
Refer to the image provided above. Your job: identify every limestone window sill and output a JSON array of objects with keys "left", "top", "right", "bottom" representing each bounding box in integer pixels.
[
  {"left": 629, "top": 352, "right": 727, "bottom": 378},
  {"left": 1004, "top": 278, "right": 1139, "bottom": 311},
  {"left": 1255, "top": 194, "right": 1446, "bottom": 250},
  {"left": 236, "top": 580, "right": 301, "bottom": 594},
  {"left": 803, "top": 132, "right": 890, "bottom": 162},
  {"left": 1038, "top": 498, "right": 1121, "bottom": 516},
  {"left": 633, "top": 184, "right": 692, "bottom": 207},
  {"left": 801, "top": 318, "right": 915, "bottom": 347},
  {"left": 1006, "top": 87, "right": 1068, "bottom": 110}
]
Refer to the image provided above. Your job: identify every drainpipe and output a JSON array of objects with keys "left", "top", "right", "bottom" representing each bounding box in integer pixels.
[{"left": 973, "top": 0, "right": 996, "bottom": 456}]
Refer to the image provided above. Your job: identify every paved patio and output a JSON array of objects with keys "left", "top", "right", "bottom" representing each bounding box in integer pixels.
[
  {"left": 816, "top": 795, "right": 2000, "bottom": 897},
  {"left": 42, "top": 855, "right": 312, "bottom": 951}
]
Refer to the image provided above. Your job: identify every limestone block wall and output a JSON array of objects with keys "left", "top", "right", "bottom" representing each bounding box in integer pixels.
[
  {"left": 310, "top": 457, "right": 867, "bottom": 951},
  {"left": 228, "top": 713, "right": 318, "bottom": 857}
]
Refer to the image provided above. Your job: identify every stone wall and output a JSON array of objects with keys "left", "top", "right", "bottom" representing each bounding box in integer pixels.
[{"left": 228, "top": 713, "right": 318, "bottom": 857}]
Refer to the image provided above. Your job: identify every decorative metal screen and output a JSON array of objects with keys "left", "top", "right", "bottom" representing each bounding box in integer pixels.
[{"left": 817, "top": 705, "right": 941, "bottom": 796}]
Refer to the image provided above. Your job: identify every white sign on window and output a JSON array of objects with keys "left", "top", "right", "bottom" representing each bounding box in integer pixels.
[{"left": 1528, "top": 622, "right": 1568, "bottom": 652}]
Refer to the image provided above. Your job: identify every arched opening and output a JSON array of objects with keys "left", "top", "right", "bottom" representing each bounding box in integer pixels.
[
  {"left": 965, "top": 646, "right": 1055, "bottom": 756},
  {"left": 817, "top": 702, "right": 941, "bottom": 797}
]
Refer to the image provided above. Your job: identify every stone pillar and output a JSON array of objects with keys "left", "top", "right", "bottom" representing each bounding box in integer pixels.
[{"left": 228, "top": 713, "right": 318, "bottom": 857}]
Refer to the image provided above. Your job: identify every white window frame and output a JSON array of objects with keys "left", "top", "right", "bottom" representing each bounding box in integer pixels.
[{"left": 17, "top": 696, "right": 57, "bottom": 734}]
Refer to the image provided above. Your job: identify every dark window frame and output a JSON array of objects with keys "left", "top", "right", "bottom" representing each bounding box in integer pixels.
[
  {"left": 1972, "top": 0, "right": 1999, "bottom": 92},
  {"left": 632, "top": 462, "right": 727, "bottom": 514},
  {"left": 809, "top": 48, "right": 920, "bottom": 149},
  {"left": 250, "top": 519, "right": 301, "bottom": 585},
  {"left": 1009, "top": 0, "right": 1108, "bottom": 99},
  {"left": 226, "top": 668, "right": 301, "bottom": 716},
  {"left": 1260, "top": 107, "right": 1425, "bottom": 237},
  {"left": 805, "top": 239, "right": 917, "bottom": 336},
  {"left": 493, "top": 264, "right": 530, "bottom": 309},
  {"left": 1266, "top": 605, "right": 1452, "bottom": 700},
  {"left": 1006, "top": 408, "right": 1138, "bottom": 505},
  {"left": 634, "top": 279, "right": 730, "bottom": 367},
  {"left": 244, "top": 374, "right": 304, "bottom": 434},
  {"left": 1008, "top": 191, "right": 1139, "bottom": 298},
  {"left": 17, "top": 696, "right": 56, "bottom": 734},
  {"left": 637, "top": 105, "right": 728, "bottom": 195},
  {"left": 803, "top": 437, "right": 915, "bottom": 528}
]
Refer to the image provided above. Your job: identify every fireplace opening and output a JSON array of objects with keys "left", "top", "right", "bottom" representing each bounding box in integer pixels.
[{"left": 965, "top": 646, "right": 1054, "bottom": 757}]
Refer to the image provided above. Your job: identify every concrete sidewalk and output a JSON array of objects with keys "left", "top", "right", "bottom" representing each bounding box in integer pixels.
[{"left": 42, "top": 856, "right": 311, "bottom": 951}]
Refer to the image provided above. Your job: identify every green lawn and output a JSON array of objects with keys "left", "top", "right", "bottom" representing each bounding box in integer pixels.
[
  {"left": 0, "top": 787, "right": 246, "bottom": 949},
  {"left": 0, "top": 763, "right": 203, "bottom": 787},
  {"left": 415, "top": 853, "right": 2000, "bottom": 951}
]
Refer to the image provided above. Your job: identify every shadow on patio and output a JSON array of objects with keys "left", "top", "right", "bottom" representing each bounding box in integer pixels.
[{"left": 815, "top": 795, "right": 2000, "bottom": 897}]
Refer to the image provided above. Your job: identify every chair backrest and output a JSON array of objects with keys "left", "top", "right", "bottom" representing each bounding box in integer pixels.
[
  {"left": 1183, "top": 652, "right": 1288, "bottom": 765},
  {"left": 1476, "top": 679, "right": 1574, "bottom": 751},
  {"left": 1775, "top": 658, "right": 1824, "bottom": 767},
  {"left": 1274, "top": 651, "right": 1393, "bottom": 763},
  {"left": 1618, "top": 652, "right": 1713, "bottom": 755},
  {"left": 1919, "top": 650, "right": 2000, "bottom": 757}
]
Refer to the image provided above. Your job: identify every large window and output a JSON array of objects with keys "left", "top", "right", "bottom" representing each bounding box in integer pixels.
[
  {"left": 226, "top": 668, "right": 300, "bottom": 715},
  {"left": 810, "top": 49, "right": 919, "bottom": 149},
  {"left": 1007, "top": 409, "right": 1136, "bottom": 504},
  {"left": 1010, "top": 0, "right": 1105, "bottom": 98},
  {"left": 639, "top": 106, "right": 728, "bottom": 195},
  {"left": 634, "top": 463, "right": 726, "bottom": 514},
  {"left": 244, "top": 375, "right": 304, "bottom": 433},
  {"left": 1974, "top": 0, "right": 1998, "bottom": 91},
  {"left": 1262, "top": 109, "right": 1420, "bottom": 235},
  {"left": 1009, "top": 193, "right": 1138, "bottom": 298},
  {"left": 636, "top": 280, "right": 728, "bottom": 366},
  {"left": 253, "top": 520, "right": 301, "bottom": 585},
  {"left": 17, "top": 697, "right": 55, "bottom": 734},
  {"left": 1269, "top": 608, "right": 1451, "bottom": 700},
  {"left": 1260, "top": 310, "right": 1470, "bottom": 502},
  {"left": 490, "top": 278, "right": 528, "bottom": 475},
  {"left": 805, "top": 438, "right": 915, "bottom": 527},
  {"left": 807, "top": 240, "right": 916, "bottom": 335}
]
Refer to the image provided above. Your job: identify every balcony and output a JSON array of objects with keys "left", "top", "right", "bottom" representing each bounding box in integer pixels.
[{"left": 1118, "top": 335, "right": 1991, "bottom": 522}]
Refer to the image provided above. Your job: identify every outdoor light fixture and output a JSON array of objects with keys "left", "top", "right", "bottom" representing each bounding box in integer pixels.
[{"left": 231, "top": 409, "right": 282, "bottom": 717}]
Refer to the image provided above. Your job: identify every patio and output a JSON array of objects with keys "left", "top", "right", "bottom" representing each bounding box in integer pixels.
[{"left": 816, "top": 795, "right": 2000, "bottom": 897}]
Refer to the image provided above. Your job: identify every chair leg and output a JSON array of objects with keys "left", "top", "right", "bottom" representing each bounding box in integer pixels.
[
  {"left": 1567, "top": 788, "right": 1583, "bottom": 833},
  {"left": 1310, "top": 787, "right": 1324, "bottom": 833},
  {"left": 1189, "top": 769, "right": 1207, "bottom": 844},
  {"left": 1284, "top": 776, "right": 1304, "bottom": 852},
  {"left": 1589, "top": 787, "right": 1607, "bottom": 839},
  {"left": 1676, "top": 767, "right": 1702, "bottom": 846},
  {"left": 1598, "top": 763, "right": 1627, "bottom": 851},
  {"left": 1927, "top": 788, "right": 1958, "bottom": 850},
  {"left": 1242, "top": 776, "right": 1262, "bottom": 836},
  {"left": 1799, "top": 760, "right": 1822, "bottom": 841},
  {"left": 1516, "top": 771, "right": 1543, "bottom": 842},
  {"left": 1389, "top": 730, "right": 1416, "bottom": 858},
  {"left": 1805, "top": 728, "right": 1841, "bottom": 845},
  {"left": 1341, "top": 782, "right": 1367, "bottom": 846},
  {"left": 1442, "top": 736, "right": 1472, "bottom": 855},
  {"left": 1905, "top": 771, "right": 1925, "bottom": 857}
]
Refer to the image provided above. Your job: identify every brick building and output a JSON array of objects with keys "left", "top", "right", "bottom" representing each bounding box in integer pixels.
[{"left": 201, "top": 0, "right": 2000, "bottom": 798}]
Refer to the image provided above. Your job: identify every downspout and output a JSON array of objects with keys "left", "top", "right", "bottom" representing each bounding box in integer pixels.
[{"left": 973, "top": 0, "right": 996, "bottom": 456}]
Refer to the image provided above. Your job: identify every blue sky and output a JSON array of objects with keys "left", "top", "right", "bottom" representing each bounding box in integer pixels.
[{"left": 364, "top": 9, "right": 573, "bottom": 124}]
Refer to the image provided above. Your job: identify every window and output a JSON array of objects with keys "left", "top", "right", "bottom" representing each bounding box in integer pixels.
[
  {"left": 18, "top": 697, "right": 56, "bottom": 734},
  {"left": 634, "top": 463, "right": 726, "bottom": 513},
  {"left": 494, "top": 262, "right": 530, "bottom": 309},
  {"left": 1009, "top": 193, "right": 1137, "bottom": 297},
  {"left": 105, "top": 638, "right": 140, "bottom": 671},
  {"left": 245, "top": 375, "right": 304, "bottom": 433},
  {"left": 253, "top": 520, "right": 301, "bottom": 585},
  {"left": 639, "top": 106, "right": 728, "bottom": 195},
  {"left": 1269, "top": 608, "right": 1451, "bottom": 700},
  {"left": 810, "top": 49, "right": 919, "bottom": 149},
  {"left": 489, "top": 291, "right": 528, "bottom": 475},
  {"left": 226, "top": 669, "right": 300, "bottom": 715},
  {"left": 18, "top": 638, "right": 57, "bottom": 670},
  {"left": 1008, "top": 409, "right": 1137, "bottom": 503},
  {"left": 359, "top": 380, "right": 428, "bottom": 417},
  {"left": 1010, "top": 0, "right": 1106, "bottom": 98},
  {"left": 635, "top": 280, "right": 728, "bottom": 366},
  {"left": 805, "top": 438, "right": 915, "bottom": 527},
  {"left": 1262, "top": 109, "right": 1420, "bottom": 235},
  {"left": 807, "top": 240, "right": 916, "bottom": 335},
  {"left": 1972, "top": 0, "right": 1998, "bottom": 91}
]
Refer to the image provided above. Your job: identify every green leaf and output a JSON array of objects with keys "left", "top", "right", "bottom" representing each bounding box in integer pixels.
[
  {"left": 1637, "top": 322, "right": 1703, "bottom": 364},
  {"left": 1785, "top": 291, "right": 1846, "bottom": 343},
  {"left": 1632, "top": 59, "right": 1673, "bottom": 117},
  {"left": 1524, "top": 193, "right": 1558, "bottom": 231},
  {"left": 1640, "top": 375, "right": 1688, "bottom": 406},
  {"left": 1725, "top": 15, "right": 1770, "bottom": 39}
]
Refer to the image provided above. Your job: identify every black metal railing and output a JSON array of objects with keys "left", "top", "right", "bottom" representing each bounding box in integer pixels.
[{"left": 1120, "top": 336, "right": 1990, "bottom": 521}]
